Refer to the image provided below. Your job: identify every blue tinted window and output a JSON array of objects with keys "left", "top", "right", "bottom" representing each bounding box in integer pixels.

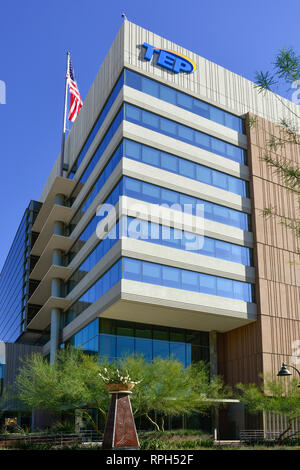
[
  {"left": 123, "top": 176, "right": 249, "bottom": 230},
  {"left": 160, "top": 84, "right": 176, "bottom": 105},
  {"left": 68, "top": 72, "right": 124, "bottom": 179},
  {"left": 142, "top": 77, "right": 159, "bottom": 98},
  {"left": 142, "top": 146, "right": 160, "bottom": 166},
  {"left": 177, "top": 92, "right": 193, "bottom": 110},
  {"left": 64, "top": 259, "right": 122, "bottom": 327},
  {"left": 65, "top": 317, "right": 210, "bottom": 367},
  {"left": 101, "top": 333, "right": 116, "bottom": 359},
  {"left": 182, "top": 270, "right": 198, "bottom": 291},
  {"left": 125, "top": 69, "right": 243, "bottom": 133},
  {"left": 178, "top": 125, "right": 193, "bottom": 142},
  {"left": 128, "top": 104, "right": 246, "bottom": 164},
  {"left": 161, "top": 153, "right": 178, "bottom": 173},
  {"left": 125, "top": 104, "right": 139, "bottom": 121},
  {"left": 122, "top": 257, "right": 254, "bottom": 302},
  {"left": 125, "top": 140, "right": 141, "bottom": 160},
  {"left": 200, "top": 274, "right": 216, "bottom": 295},
  {"left": 124, "top": 139, "right": 248, "bottom": 197},
  {"left": 135, "top": 337, "right": 153, "bottom": 361},
  {"left": 162, "top": 266, "right": 180, "bottom": 288},
  {"left": 116, "top": 336, "right": 135, "bottom": 358},
  {"left": 153, "top": 340, "right": 170, "bottom": 359},
  {"left": 143, "top": 261, "right": 161, "bottom": 285},
  {"left": 170, "top": 341, "right": 186, "bottom": 363},
  {"left": 123, "top": 258, "right": 141, "bottom": 281},
  {"left": 160, "top": 117, "right": 177, "bottom": 136},
  {"left": 179, "top": 159, "right": 195, "bottom": 179}
]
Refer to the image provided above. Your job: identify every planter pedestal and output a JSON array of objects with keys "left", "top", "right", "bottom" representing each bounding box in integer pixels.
[{"left": 102, "top": 390, "right": 139, "bottom": 450}]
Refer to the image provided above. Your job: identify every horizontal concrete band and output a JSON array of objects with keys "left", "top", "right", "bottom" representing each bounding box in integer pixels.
[
  {"left": 65, "top": 197, "right": 254, "bottom": 299},
  {"left": 43, "top": 276, "right": 256, "bottom": 355}
]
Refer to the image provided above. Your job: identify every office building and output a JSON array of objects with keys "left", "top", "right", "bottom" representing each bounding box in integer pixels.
[{"left": 1, "top": 21, "right": 300, "bottom": 436}]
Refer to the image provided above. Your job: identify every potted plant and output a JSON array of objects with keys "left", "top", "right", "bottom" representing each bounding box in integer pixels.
[{"left": 99, "top": 368, "right": 141, "bottom": 391}]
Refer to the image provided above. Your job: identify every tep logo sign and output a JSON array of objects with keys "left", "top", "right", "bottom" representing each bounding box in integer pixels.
[{"left": 142, "top": 43, "right": 197, "bottom": 74}]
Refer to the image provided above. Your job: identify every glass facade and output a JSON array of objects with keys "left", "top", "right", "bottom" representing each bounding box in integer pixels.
[
  {"left": 67, "top": 69, "right": 244, "bottom": 181},
  {"left": 125, "top": 69, "right": 244, "bottom": 133},
  {"left": 65, "top": 318, "right": 210, "bottom": 367},
  {"left": 64, "top": 256, "right": 254, "bottom": 327},
  {"left": 125, "top": 103, "right": 246, "bottom": 164},
  {"left": 68, "top": 135, "right": 248, "bottom": 248},
  {"left": 0, "top": 64, "right": 252, "bottom": 361},
  {"left": 123, "top": 258, "right": 253, "bottom": 302},
  {"left": 124, "top": 139, "right": 248, "bottom": 197},
  {"left": 68, "top": 72, "right": 124, "bottom": 179},
  {"left": 67, "top": 175, "right": 250, "bottom": 265},
  {"left": 67, "top": 216, "right": 252, "bottom": 295},
  {"left": 0, "top": 201, "right": 41, "bottom": 343},
  {"left": 123, "top": 177, "right": 249, "bottom": 230}
]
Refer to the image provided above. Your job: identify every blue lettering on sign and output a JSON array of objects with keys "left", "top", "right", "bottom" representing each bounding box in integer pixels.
[{"left": 142, "top": 43, "right": 196, "bottom": 74}]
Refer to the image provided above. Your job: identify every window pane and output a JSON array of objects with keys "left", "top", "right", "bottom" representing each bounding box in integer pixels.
[
  {"left": 212, "top": 171, "right": 227, "bottom": 190},
  {"left": 181, "top": 270, "right": 198, "bottom": 291},
  {"left": 178, "top": 125, "right": 193, "bottom": 142},
  {"left": 161, "top": 117, "right": 177, "bottom": 136},
  {"left": 100, "top": 333, "right": 116, "bottom": 360},
  {"left": 153, "top": 339, "right": 169, "bottom": 359},
  {"left": 116, "top": 335, "right": 134, "bottom": 358},
  {"left": 217, "top": 277, "right": 233, "bottom": 298},
  {"left": 135, "top": 337, "right": 153, "bottom": 360},
  {"left": 195, "top": 132, "right": 210, "bottom": 149},
  {"left": 177, "top": 92, "right": 193, "bottom": 110},
  {"left": 142, "top": 261, "right": 161, "bottom": 284},
  {"left": 126, "top": 104, "right": 141, "bottom": 122},
  {"left": 123, "top": 258, "right": 141, "bottom": 281},
  {"left": 125, "top": 140, "right": 141, "bottom": 161},
  {"left": 142, "top": 110, "right": 159, "bottom": 129},
  {"left": 161, "top": 153, "right": 178, "bottom": 173},
  {"left": 142, "top": 77, "right": 159, "bottom": 98},
  {"left": 179, "top": 159, "right": 195, "bottom": 179},
  {"left": 170, "top": 341, "right": 186, "bottom": 363},
  {"left": 196, "top": 166, "right": 212, "bottom": 185},
  {"left": 162, "top": 266, "right": 180, "bottom": 288},
  {"left": 142, "top": 146, "right": 160, "bottom": 166},
  {"left": 161, "top": 188, "right": 179, "bottom": 205},
  {"left": 160, "top": 84, "right": 176, "bottom": 105},
  {"left": 200, "top": 274, "right": 216, "bottom": 295},
  {"left": 210, "top": 107, "right": 224, "bottom": 126},
  {"left": 215, "top": 240, "right": 231, "bottom": 261},
  {"left": 124, "top": 177, "right": 141, "bottom": 195},
  {"left": 211, "top": 138, "right": 226, "bottom": 155},
  {"left": 142, "top": 182, "right": 160, "bottom": 203}
]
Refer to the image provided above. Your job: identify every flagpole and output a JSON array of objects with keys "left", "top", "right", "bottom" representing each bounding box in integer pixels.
[{"left": 59, "top": 51, "right": 70, "bottom": 177}]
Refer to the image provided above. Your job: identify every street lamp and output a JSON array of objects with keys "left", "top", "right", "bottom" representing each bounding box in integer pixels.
[{"left": 277, "top": 362, "right": 300, "bottom": 387}]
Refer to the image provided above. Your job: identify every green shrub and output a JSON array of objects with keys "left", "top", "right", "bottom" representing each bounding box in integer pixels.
[
  {"left": 12, "top": 441, "right": 54, "bottom": 450},
  {"left": 140, "top": 437, "right": 214, "bottom": 450},
  {"left": 140, "top": 438, "right": 169, "bottom": 450},
  {"left": 174, "top": 439, "right": 214, "bottom": 449}
]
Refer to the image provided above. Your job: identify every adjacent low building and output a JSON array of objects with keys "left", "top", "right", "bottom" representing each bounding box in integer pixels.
[{"left": 1, "top": 20, "right": 300, "bottom": 437}]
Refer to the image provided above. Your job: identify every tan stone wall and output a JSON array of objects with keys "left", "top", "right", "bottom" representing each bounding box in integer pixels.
[{"left": 218, "top": 114, "right": 300, "bottom": 386}]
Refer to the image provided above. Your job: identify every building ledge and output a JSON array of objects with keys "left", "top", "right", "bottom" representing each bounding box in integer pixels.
[
  {"left": 30, "top": 235, "right": 74, "bottom": 280},
  {"left": 31, "top": 205, "right": 75, "bottom": 256},
  {"left": 27, "top": 297, "right": 72, "bottom": 331},
  {"left": 33, "top": 176, "right": 76, "bottom": 232},
  {"left": 112, "top": 279, "right": 256, "bottom": 332},
  {"left": 28, "top": 265, "right": 72, "bottom": 305}
]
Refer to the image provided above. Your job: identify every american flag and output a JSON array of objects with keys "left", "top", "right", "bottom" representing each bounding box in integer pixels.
[{"left": 67, "top": 57, "right": 83, "bottom": 122}]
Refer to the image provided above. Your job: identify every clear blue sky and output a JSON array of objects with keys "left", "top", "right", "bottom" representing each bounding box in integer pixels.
[{"left": 0, "top": 0, "right": 299, "bottom": 269}]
